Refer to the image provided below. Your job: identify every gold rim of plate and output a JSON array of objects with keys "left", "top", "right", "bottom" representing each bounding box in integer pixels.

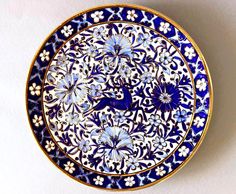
[{"left": 25, "top": 3, "right": 213, "bottom": 191}]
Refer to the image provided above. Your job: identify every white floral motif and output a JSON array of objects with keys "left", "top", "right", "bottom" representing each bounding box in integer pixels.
[
  {"left": 127, "top": 157, "right": 139, "bottom": 170},
  {"left": 57, "top": 53, "right": 68, "bottom": 67},
  {"left": 124, "top": 176, "right": 135, "bottom": 187},
  {"left": 159, "top": 50, "right": 173, "bottom": 65},
  {"left": 93, "top": 175, "right": 104, "bottom": 185},
  {"left": 159, "top": 22, "right": 171, "bottom": 34},
  {"left": 89, "top": 84, "right": 102, "bottom": 97},
  {"left": 137, "top": 32, "right": 152, "bottom": 47},
  {"left": 184, "top": 47, "right": 196, "bottom": 60},
  {"left": 79, "top": 139, "right": 91, "bottom": 153},
  {"left": 64, "top": 161, "right": 75, "bottom": 173},
  {"left": 153, "top": 137, "right": 167, "bottom": 149},
  {"left": 45, "top": 140, "right": 55, "bottom": 152},
  {"left": 29, "top": 83, "right": 41, "bottom": 96},
  {"left": 127, "top": 10, "right": 138, "bottom": 21},
  {"left": 91, "top": 11, "right": 104, "bottom": 23},
  {"left": 66, "top": 113, "right": 83, "bottom": 125},
  {"left": 193, "top": 116, "right": 205, "bottom": 128},
  {"left": 99, "top": 127, "right": 133, "bottom": 161},
  {"left": 114, "top": 111, "right": 126, "bottom": 123},
  {"left": 103, "top": 34, "right": 133, "bottom": 66},
  {"left": 148, "top": 114, "right": 161, "bottom": 127},
  {"left": 140, "top": 72, "right": 153, "bottom": 84},
  {"left": 119, "top": 64, "right": 131, "bottom": 78},
  {"left": 93, "top": 26, "right": 104, "bottom": 39},
  {"left": 174, "top": 110, "right": 188, "bottom": 122},
  {"left": 196, "top": 78, "right": 207, "bottom": 91},
  {"left": 178, "top": 146, "right": 190, "bottom": 157},
  {"left": 155, "top": 166, "right": 166, "bottom": 176},
  {"left": 61, "top": 25, "right": 73, "bottom": 37},
  {"left": 87, "top": 45, "right": 98, "bottom": 57},
  {"left": 32, "top": 115, "right": 43, "bottom": 127},
  {"left": 39, "top": 50, "right": 50, "bottom": 62},
  {"left": 55, "top": 73, "right": 88, "bottom": 105}
]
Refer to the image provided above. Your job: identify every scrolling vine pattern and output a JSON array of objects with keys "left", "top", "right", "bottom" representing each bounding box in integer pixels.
[{"left": 42, "top": 23, "right": 194, "bottom": 174}]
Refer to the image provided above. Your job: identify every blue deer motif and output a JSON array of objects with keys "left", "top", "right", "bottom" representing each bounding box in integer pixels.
[{"left": 84, "top": 79, "right": 132, "bottom": 116}]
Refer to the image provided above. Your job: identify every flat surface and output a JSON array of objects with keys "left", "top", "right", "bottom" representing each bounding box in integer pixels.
[{"left": 0, "top": 0, "right": 235, "bottom": 193}]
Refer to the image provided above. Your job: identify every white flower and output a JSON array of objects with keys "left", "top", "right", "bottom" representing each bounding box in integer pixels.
[
  {"left": 93, "top": 26, "right": 104, "bottom": 39},
  {"left": 66, "top": 113, "right": 84, "bottom": 125},
  {"left": 148, "top": 114, "right": 161, "bottom": 127},
  {"left": 114, "top": 111, "right": 126, "bottom": 123},
  {"left": 155, "top": 166, "right": 166, "bottom": 176},
  {"left": 39, "top": 50, "right": 50, "bottom": 62},
  {"left": 140, "top": 72, "right": 153, "bottom": 84},
  {"left": 55, "top": 73, "right": 88, "bottom": 105},
  {"left": 57, "top": 53, "right": 68, "bottom": 67},
  {"left": 137, "top": 33, "right": 152, "bottom": 47},
  {"left": 29, "top": 83, "right": 41, "bottom": 96},
  {"left": 193, "top": 116, "right": 205, "bottom": 128},
  {"left": 196, "top": 78, "right": 207, "bottom": 91},
  {"left": 159, "top": 22, "right": 171, "bottom": 34},
  {"left": 119, "top": 64, "right": 131, "bottom": 78},
  {"left": 153, "top": 137, "right": 167, "bottom": 149},
  {"left": 127, "top": 10, "right": 138, "bottom": 21},
  {"left": 32, "top": 115, "right": 43, "bottom": 127},
  {"left": 79, "top": 139, "right": 91, "bottom": 153},
  {"left": 159, "top": 50, "right": 173, "bottom": 65},
  {"left": 184, "top": 46, "right": 196, "bottom": 60},
  {"left": 91, "top": 11, "right": 104, "bottom": 23},
  {"left": 124, "top": 176, "right": 135, "bottom": 187},
  {"left": 99, "top": 127, "right": 132, "bottom": 161},
  {"left": 87, "top": 45, "right": 98, "bottom": 57},
  {"left": 89, "top": 84, "right": 102, "bottom": 97},
  {"left": 174, "top": 110, "right": 188, "bottom": 123},
  {"left": 127, "top": 157, "right": 139, "bottom": 170},
  {"left": 64, "top": 161, "right": 75, "bottom": 174},
  {"left": 103, "top": 34, "right": 133, "bottom": 67},
  {"left": 45, "top": 140, "right": 55, "bottom": 152},
  {"left": 61, "top": 25, "right": 73, "bottom": 37},
  {"left": 178, "top": 146, "right": 190, "bottom": 157},
  {"left": 93, "top": 175, "right": 104, "bottom": 185}
]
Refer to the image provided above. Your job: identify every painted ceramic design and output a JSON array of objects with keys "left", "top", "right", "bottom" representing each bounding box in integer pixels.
[{"left": 26, "top": 4, "right": 213, "bottom": 190}]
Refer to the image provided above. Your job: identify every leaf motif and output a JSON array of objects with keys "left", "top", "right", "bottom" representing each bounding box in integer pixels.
[
  {"left": 163, "top": 66, "right": 171, "bottom": 75},
  {"left": 132, "top": 134, "right": 144, "bottom": 141},
  {"left": 47, "top": 73, "right": 56, "bottom": 84},
  {"left": 95, "top": 40, "right": 105, "bottom": 45},
  {"left": 93, "top": 75, "right": 106, "bottom": 83}
]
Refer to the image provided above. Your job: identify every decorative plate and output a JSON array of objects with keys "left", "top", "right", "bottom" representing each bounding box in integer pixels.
[{"left": 26, "top": 4, "right": 213, "bottom": 190}]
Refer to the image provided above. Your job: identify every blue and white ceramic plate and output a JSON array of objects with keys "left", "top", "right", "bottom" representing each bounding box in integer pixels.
[{"left": 26, "top": 4, "right": 213, "bottom": 190}]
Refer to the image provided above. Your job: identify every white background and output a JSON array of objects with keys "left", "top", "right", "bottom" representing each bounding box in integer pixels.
[{"left": 0, "top": 0, "right": 235, "bottom": 193}]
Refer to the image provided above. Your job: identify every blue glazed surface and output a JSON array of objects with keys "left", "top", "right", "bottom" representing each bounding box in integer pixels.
[{"left": 27, "top": 5, "right": 211, "bottom": 190}]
